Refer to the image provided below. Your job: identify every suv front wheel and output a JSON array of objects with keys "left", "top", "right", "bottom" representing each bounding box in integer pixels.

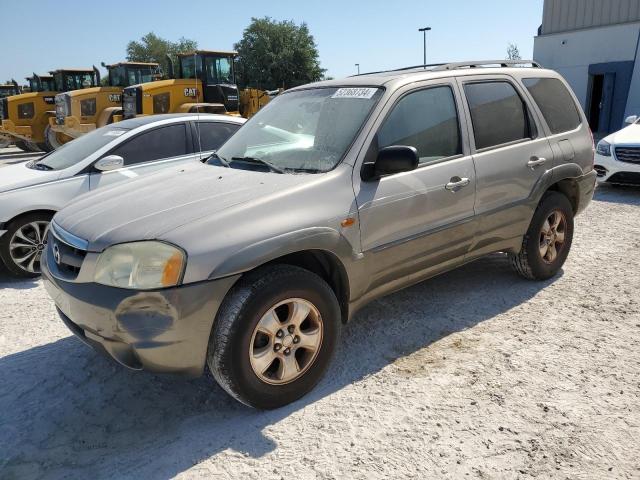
[
  {"left": 208, "top": 264, "right": 342, "bottom": 409},
  {"left": 510, "top": 191, "right": 574, "bottom": 280}
]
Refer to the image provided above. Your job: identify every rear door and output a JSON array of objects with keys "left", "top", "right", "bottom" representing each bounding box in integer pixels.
[
  {"left": 354, "top": 79, "right": 476, "bottom": 290},
  {"left": 457, "top": 75, "right": 553, "bottom": 254},
  {"left": 89, "top": 122, "right": 197, "bottom": 190},
  {"left": 521, "top": 76, "right": 591, "bottom": 171}
]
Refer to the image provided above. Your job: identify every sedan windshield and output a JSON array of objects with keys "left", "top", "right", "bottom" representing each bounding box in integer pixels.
[
  {"left": 36, "top": 125, "right": 130, "bottom": 171},
  {"left": 213, "top": 87, "right": 383, "bottom": 173}
]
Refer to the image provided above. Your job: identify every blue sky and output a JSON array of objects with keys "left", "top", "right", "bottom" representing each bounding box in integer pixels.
[{"left": 2, "top": 0, "right": 544, "bottom": 82}]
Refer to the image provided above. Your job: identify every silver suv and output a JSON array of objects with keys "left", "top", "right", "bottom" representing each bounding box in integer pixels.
[{"left": 42, "top": 61, "right": 596, "bottom": 409}]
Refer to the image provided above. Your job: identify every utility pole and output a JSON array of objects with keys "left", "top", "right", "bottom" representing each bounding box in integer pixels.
[{"left": 418, "top": 27, "right": 431, "bottom": 68}]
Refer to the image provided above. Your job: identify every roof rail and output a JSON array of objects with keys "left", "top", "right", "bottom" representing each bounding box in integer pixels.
[
  {"left": 350, "top": 63, "right": 445, "bottom": 76},
  {"left": 351, "top": 60, "right": 542, "bottom": 77},
  {"left": 432, "top": 60, "right": 542, "bottom": 71}
]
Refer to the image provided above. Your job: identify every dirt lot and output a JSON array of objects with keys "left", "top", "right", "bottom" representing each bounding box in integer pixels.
[{"left": 1, "top": 184, "right": 639, "bottom": 479}]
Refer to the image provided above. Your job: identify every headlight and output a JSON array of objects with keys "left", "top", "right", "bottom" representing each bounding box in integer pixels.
[
  {"left": 94, "top": 241, "right": 186, "bottom": 290},
  {"left": 596, "top": 140, "right": 611, "bottom": 156}
]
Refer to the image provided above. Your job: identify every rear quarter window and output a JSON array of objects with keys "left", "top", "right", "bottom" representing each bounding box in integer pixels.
[{"left": 522, "top": 78, "right": 581, "bottom": 134}]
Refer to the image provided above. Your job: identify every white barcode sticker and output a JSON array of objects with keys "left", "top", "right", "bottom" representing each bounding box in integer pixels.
[{"left": 331, "top": 88, "right": 378, "bottom": 99}]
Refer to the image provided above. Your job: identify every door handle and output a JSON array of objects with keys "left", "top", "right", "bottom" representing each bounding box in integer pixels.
[
  {"left": 445, "top": 177, "right": 470, "bottom": 192},
  {"left": 527, "top": 156, "right": 547, "bottom": 168}
]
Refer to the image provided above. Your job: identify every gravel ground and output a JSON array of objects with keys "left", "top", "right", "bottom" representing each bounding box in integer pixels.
[{"left": 1, "top": 185, "right": 639, "bottom": 479}]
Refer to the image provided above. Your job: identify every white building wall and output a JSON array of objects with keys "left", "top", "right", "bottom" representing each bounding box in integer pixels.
[{"left": 534, "top": 22, "right": 640, "bottom": 112}]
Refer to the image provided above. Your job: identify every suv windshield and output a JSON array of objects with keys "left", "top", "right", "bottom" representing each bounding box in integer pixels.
[
  {"left": 213, "top": 87, "right": 383, "bottom": 172},
  {"left": 35, "top": 125, "right": 129, "bottom": 171}
]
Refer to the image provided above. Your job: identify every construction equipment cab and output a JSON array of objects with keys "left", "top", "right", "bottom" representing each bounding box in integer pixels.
[
  {"left": 0, "top": 69, "right": 97, "bottom": 152},
  {"left": 122, "top": 50, "right": 240, "bottom": 119},
  {"left": 47, "top": 62, "right": 161, "bottom": 150}
]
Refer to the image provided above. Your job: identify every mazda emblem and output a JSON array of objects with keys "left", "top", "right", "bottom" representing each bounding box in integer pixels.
[{"left": 53, "top": 243, "right": 61, "bottom": 265}]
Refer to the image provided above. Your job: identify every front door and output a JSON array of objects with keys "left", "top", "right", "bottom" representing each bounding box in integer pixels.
[{"left": 354, "top": 80, "right": 476, "bottom": 292}]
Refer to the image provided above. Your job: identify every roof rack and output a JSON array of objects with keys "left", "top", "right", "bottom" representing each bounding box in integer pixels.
[
  {"left": 353, "top": 60, "right": 542, "bottom": 77},
  {"left": 432, "top": 60, "right": 542, "bottom": 71}
]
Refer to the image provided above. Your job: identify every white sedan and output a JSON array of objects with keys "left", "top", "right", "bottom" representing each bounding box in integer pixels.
[
  {"left": 0, "top": 113, "right": 244, "bottom": 277},
  {"left": 594, "top": 115, "right": 640, "bottom": 185}
]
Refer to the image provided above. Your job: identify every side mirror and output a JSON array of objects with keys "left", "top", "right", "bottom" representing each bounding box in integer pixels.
[
  {"left": 94, "top": 155, "right": 124, "bottom": 172},
  {"left": 362, "top": 145, "right": 419, "bottom": 181},
  {"left": 625, "top": 115, "right": 638, "bottom": 125}
]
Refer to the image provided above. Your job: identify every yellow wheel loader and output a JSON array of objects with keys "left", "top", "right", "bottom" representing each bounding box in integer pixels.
[
  {"left": 0, "top": 80, "right": 22, "bottom": 148},
  {"left": 0, "top": 69, "right": 98, "bottom": 152},
  {"left": 121, "top": 50, "right": 242, "bottom": 119},
  {"left": 47, "top": 62, "right": 161, "bottom": 149}
]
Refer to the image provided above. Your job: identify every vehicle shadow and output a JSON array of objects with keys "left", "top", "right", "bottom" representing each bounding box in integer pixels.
[
  {"left": 0, "top": 269, "right": 40, "bottom": 290},
  {"left": 0, "top": 254, "right": 560, "bottom": 479},
  {"left": 594, "top": 184, "right": 640, "bottom": 206},
  {"left": 0, "top": 150, "right": 40, "bottom": 160}
]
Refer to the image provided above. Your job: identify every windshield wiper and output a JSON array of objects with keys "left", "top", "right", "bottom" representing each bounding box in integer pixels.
[
  {"left": 231, "top": 156, "right": 284, "bottom": 174},
  {"left": 208, "top": 152, "right": 230, "bottom": 167}
]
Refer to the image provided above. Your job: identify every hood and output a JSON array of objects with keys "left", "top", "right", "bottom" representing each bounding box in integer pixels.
[
  {"left": 606, "top": 123, "right": 640, "bottom": 145},
  {"left": 67, "top": 86, "right": 121, "bottom": 98},
  {"left": 53, "top": 162, "right": 320, "bottom": 252},
  {"left": 0, "top": 162, "right": 62, "bottom": 194}
]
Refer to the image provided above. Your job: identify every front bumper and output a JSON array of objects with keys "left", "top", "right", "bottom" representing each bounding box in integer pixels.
[
  {"left": 594, "top": 151, "right": 640, "bottom": 185},
  {"left": 48, "top": 116, "right": 96, "bottom": 138},
  {"left": 42, "top": 249, "right": 240, "bottom": 377}
]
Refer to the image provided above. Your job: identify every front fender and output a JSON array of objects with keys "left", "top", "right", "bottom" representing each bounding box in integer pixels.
[{"left": 208, "top": 227, "right": 361, "bottom": 281}]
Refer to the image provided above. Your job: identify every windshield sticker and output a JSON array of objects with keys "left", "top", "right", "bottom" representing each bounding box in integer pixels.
[
  {"left": 103, "top": 130, "right": 126, "bottom": 137},
  {"left": 331, "top": 88, "right": 378, "bottom": 99}
]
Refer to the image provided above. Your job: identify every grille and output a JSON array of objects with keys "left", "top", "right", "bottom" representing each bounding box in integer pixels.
[
  {"left": 0, "top": 98, "right": 7, "bottom": 119},
  {"left": 55, "top": 95, "right": 68, "bottom": 124},
  {"left": 122, "top": 86, "right": 141, "bottom": 119},
  {"left": 614, "top": 146, "right": 640, "bottom": 164},
  {"left": 607, "top": 172, "right": 640, "bottom": 185},
  {"left": 48, "top": 225, "right": 88, "bottom": 281},
  {"left": 593, "top": 165, "right": 607, "bottom": 177}
]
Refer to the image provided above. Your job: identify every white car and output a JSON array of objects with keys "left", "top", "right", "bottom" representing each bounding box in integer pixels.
[
  {"left": 0, "top": 113, "right": 244, "bottom": 277},
  {"left": 594, "top": 115, "right": 640, "bottom": 185}
]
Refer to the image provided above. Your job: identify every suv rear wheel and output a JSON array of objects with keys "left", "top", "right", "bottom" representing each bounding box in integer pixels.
[
  {"left": 510, "top": 191, "right": 574, "bottom": 280},
  {"left": 208, "top": 264, "right": 341, "bottom": 409}
]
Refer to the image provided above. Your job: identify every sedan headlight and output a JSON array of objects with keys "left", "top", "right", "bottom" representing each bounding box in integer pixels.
[
  {"left": 94, "top": 241, "right": 186, "bottom": 290},
  {"left": 596, "top": 140, "right": 611, "bottom": 156}
]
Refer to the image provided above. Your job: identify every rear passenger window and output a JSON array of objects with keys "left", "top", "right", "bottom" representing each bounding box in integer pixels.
[
  {"left": 109, "top": 124, "right": 189, "bottom": 166},
  {"left": 194, "top": 122, "right": 241, "bottom": 151},
  {"left": 523, "top": 78, "right": 581, "bottom": 134},
  {"left": 378, "top": 86, "right": 461, "bottom": 163},
  {"left": 464, "top": 81, "right": 532, "bottom": 150}
]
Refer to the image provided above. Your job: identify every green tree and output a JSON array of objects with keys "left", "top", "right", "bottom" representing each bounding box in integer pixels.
[
  {"left": 506, "top": 43, "right": 522, "bottom": 61},
  {"left": 126, "top": 32, "right": 198, "bottom": 78},
  {"left": 234, "top": 17, "right": 325, "bottom": 90}
]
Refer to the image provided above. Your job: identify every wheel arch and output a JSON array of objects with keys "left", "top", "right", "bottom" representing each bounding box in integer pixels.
[{"left": 5, "top": 208, "right": 57, "bottom": 228}]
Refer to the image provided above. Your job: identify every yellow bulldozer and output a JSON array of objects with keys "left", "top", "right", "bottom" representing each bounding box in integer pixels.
[
  {"left": 46, "top": 61, "right": 162, "bottom": 149},
  {"left": 121, "top": 50, "right": 273, "bottom": 121},
  {"left": 0, "top": 68, "right": 98, "bottom": 152}
]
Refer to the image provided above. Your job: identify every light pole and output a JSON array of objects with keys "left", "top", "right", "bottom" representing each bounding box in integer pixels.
[
  {"left": 418, "top": 27, "right": 431, "bottom": 67},
  {"left": 355, "top": 63, "right": 360, "bottom": 75}
]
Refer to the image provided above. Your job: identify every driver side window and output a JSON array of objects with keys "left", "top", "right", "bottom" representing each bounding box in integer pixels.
[
  {"left": 108, "top": 124, "right": 189, "bottom": 166},
  {"left": 377, "top": 85, "right": 462, "bottom": 164}
]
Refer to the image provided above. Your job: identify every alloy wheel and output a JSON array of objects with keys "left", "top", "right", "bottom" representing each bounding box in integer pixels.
[
  {"left": 539, "top": 210, "right": 567, "bottom": 264},
  {"left": 249, "top": 298, "right": 323, "bottom": 385},
  {"left": 9, "top": 221, "right": 50, "bottom": 274}
]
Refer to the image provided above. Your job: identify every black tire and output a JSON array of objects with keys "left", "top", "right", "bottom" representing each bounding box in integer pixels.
[
  {"left": 509, "top": 191, "right": 574, "bottom": 280},
  {"left": 208, "top": 264, "right": 341, "bottom": 409},
  {"left": 14, "top": 140, "right": 32, "bottom": 152},
  {"left": 0, "top": 212, "right": 52, "bottom": 278}
]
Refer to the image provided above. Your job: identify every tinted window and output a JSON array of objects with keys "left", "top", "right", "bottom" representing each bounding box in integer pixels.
[
  {"left": 523, "top": 78, "right": 581, "bottom": 134},
  {"left": 464, "top": 81, "right": 531, "bottom": 150},
  {"left": 194, "top": 122, "right": 240, "bottom": 151},
  {"left": 378, "top": 86, "right": 461, "bottom": 163},
  {"left": 109, "top": 124, "right": 189, "bottom": 165}
]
